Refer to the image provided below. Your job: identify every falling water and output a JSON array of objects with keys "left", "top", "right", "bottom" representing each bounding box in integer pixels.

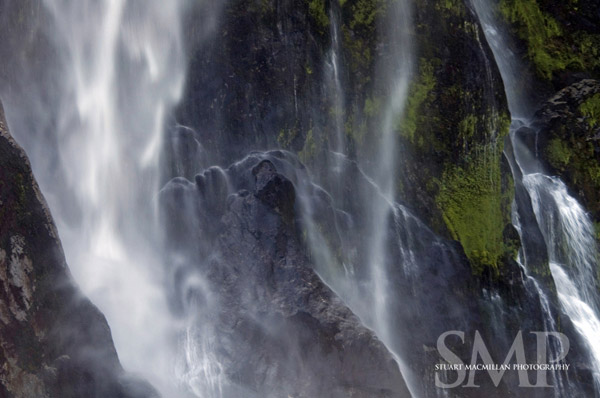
[
  {"left": 473, "top": 0, "right": 600, "bottom": 392},
  {"left": 0, "top": 0, "right": 202, "bottom": 396},
  {"left": 291, "top": 0, "right": 418, "bottom": 393},
  {"left": 524, "top": 174, "right": 600, "bottom": 385},
  {"left": 470, "top": 0, "right": 535, "bottom": 118},
  {"left": 327, "top": 5, "right": 345, "bottom": 156},
  {"left": 356, "top": 0, "right": 414, "bottom": 392},
  {"left": 512, "top": 208, "right": 570, "bottom": 395},
  {"left": 44, "top": 0, "right": 187, "bottom": 394}
]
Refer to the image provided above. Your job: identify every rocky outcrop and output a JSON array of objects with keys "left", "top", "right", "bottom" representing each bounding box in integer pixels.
[
  {"left": 160, "top": 152, "right": 411, "bottom": 397},
  {"left": 397, "top": 0, "right": 514, "bottom": 276},
  {"left": 528, "top": 79, "right": 600, "bottom": 241},
  {"left": 174, "top": 0, "right": 326, "bottom": 167},
  {"left": 160, "top": 148, "right": 598, "bottom": 398},
  {"left": 173, "top": 0, "right": 517, "bottom": 278},
  {"left": 0, "top": 102, "right": 158, "bottom": 398},
  {"left": 499, "top": 0, "right": 600, "bottom": 93}
]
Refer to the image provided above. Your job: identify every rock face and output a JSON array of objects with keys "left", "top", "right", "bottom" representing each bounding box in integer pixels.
[
  {"left": 0, "top": 102, "right": 158, "bottom": 398},
  {"left": 160, "top": 149, "right": 597, "bottom": 398},
  {"left": 167, "top": 2, "right": 590, "bottom": 396},
  {"left": 174, "top": 0, "right": 516, "bottom": 277},
  {"left": 160, "top": 152, "right": 411, "bottom": 397},
  {"left": 398, "top": 0, "right": 513, "bottom": 276},
  {"left": 499, "top": 0, "right": 600, "bottom": 94},
  {"left": 530, "top": 79, "right": 600, "bottom": 240}
]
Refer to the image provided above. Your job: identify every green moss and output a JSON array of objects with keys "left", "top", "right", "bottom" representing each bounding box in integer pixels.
[
  {"left": 499, "top": 0, "right": 600, "bottom": 80},
  {"left": 498, "top": 112, "right": 512, "bottom": 137},
  {"left": 342, "top": 26, "right": 373, "bottom": 84},
  {"left": 345, "top": 114, "right": 367, "bottom": 146},
  {"left": 436, "top": 0, "right": 465, "bottom": 16},
  {"left": 459, "top": 114, "right": 477, "bottom": 139},
  {"left": 339, "top": 0, "right": 387, "bottom": 99},
  {"left": 435, "top": 146, "right": 511, "bottom": 274},
  {"left": 398, "top": 58, "right": 436, "bottom": 144},
  {"left": 348, "top": 0, "right": 385, "bottom": 30},
  {"left": 308, "top": 0, "right": 330, "bottom": 31},
  {"left": 579, "top": 93, "right": 600, "bottom": 128},
  {"left": 500, "top": 0, "right": 566, "bottom": 79},
  {"left": 545, "top": 138, "right": 572, "bottom": 171},
  {"left": 363, "top": 96, "right": 382, "bottom": 117},
  {"left": 277, "top": 126, "right": 299, "bottom": 149},
  {"left": 299, "top": 128, "right": 317, "bottom": 163}
]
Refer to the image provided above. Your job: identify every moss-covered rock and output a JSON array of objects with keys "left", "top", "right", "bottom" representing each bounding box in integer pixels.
[
  {"left": 499, "top": 0, "right": 600, "bottom": 91},
  {"left": 534, "top": 79, "right": 600, "bottom": 239},
  {"left": 435, "top": 143, "right": 513, "bottom": 274},
  {"left": 176, "top": 0, "right": 391, "bottom": 170},
  {"left": 395, "top": 0, "right": 515, "bottom": 273},
  {"left": 176, "top": 0, "right": 519, "bottom": 274}
]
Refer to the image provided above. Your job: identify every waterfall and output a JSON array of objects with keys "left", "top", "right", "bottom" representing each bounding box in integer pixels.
[
  {"left": 4, "top": 0, "right": 599, "bottom": 396},
  {"left": 1, "top": 0, "right": 199, "bottom": 396},
  {"left": 473, "top": 0, "right": 600, "bottom": 392},
  {"left": 43, "top": 0, "right": 187, "bottom": 394},
  {"left": 512, "top": 208, "right": 570, "bottom": 396},
  {"left": 327, "top": 5, "right": 345, "bottom": 156},
  {"left": 335, "top": 0, "right": 416, "bottom": 392},
  {"left": 365, "top": 0, "right": 412, "bottom": 337},
  {"left": 524, "top": 174, "right": 600, "bottom": 385}
]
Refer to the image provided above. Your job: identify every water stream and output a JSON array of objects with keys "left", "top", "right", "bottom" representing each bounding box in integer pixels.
[
  {"left": 2, "top": 0, "right": 598, "bottom": 396},
  {"left": 2, "top": 0, "right": 197, "bottom": 396},
  {"left": 473, "top": 0, "right": 600, "bottom": 392}
]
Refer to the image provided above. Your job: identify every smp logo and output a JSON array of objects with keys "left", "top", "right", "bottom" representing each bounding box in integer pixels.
[{"left": 435, "top": 331, "right": 570, "bottom": 388}]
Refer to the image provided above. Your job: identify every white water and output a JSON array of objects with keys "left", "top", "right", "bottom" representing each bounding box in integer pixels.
[
  {"left": 474, "top": 0, "right": 600, "bottom": 392},
  {"left": 5, "top": 0, "right": 223, "bottom": 396},
  {"left": 327, "top": 6, "right": 345, "bottom": 156},
  {"left": 471, "top": 0, "right": 535, "bottom": 118},
  {"left": 525, "top": 174, "right": 600, "bottom": 384},
  {"left": 298, "top": 1, "right": 417, "bottom": 394},
  {"left": 360, "top": 0, "right": 415, "bottom": 393},
  {"left": 513, "top": 208, "right": 569, "bottom": 395}
]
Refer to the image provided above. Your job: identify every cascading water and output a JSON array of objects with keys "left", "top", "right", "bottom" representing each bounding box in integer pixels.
[
  {"left": 512, "top": 208, "right": 571, "bottom": 396},
  {"left": 327, "top": 5, "right": 345, "bottom": 156},
  {"left": 0, "top": 0, "right": 211, "bottom": 396},
  {"left": 473, "top": 0, "right": 600, "bottom": 393},
  {"left": 524, "top": 174, "right": 600, "bottom": 386},
  {"left": 4, "top": 0, "right": 600, "bottom": 396},
  {"left": 314, "top": 0, "right": 417, "bottom": 393}
]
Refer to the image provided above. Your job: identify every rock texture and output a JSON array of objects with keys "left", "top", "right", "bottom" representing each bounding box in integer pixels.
[
  {"left": 398, "top": 0, "right": 513, "bottom": 276},
  {"left": 160, "top": 152, "right": 411, "bottom": 398},
  {"left": 174, "top": 0, "right": 516, "bottom": 277},
  {"left": 532, "top": 79, "right": 600, "bottom": 237},
  {"left": 0, "top": 101, "right": 158, "bottom": 398},
  {"left": 499, "top": 0, "right": 600, "bottom": 94}
]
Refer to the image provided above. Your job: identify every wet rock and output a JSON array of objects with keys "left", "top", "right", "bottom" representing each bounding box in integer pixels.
[
  {"left": 0, "top": 101, "right": 159, "bottom": 398},
  {"left": 499, "top": 0, "right": 600, "bottom": 92},
  {"left": 531, "top": 79, "right": 600, "bottom": 231},
  {"left": 160, "top": 152, "right": 411, "bottom": 397}
]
